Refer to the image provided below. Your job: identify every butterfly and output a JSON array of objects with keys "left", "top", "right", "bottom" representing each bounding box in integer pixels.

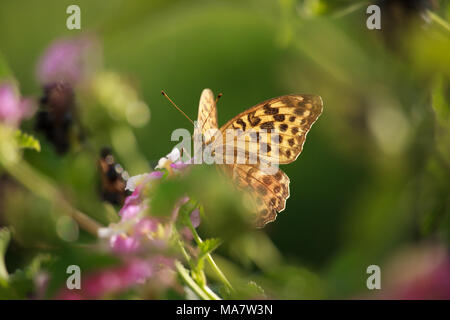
[
  {"left": 35, "top": 82, "right": 84, "bottom": 154},
  {"left": 98, "top": 147, "right": 130, "bottom": 206},
  {"left": 195, "top": 89, "right": 323, "bottom": 227}
]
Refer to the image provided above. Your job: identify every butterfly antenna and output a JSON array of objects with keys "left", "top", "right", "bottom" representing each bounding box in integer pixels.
[
  {"left": 216, "top": 93, "right": 223, "bottom": 104},
  {"left": 161, "top": 90, "right": 194, "bottom": 126}
]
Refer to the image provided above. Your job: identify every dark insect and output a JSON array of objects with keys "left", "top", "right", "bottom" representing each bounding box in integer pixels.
[
  {"left": 35, "top": 82, "right": 83, "bottom": 154},
  {"left": 98, "top": 147, "right": 130, "bottom": 206}
]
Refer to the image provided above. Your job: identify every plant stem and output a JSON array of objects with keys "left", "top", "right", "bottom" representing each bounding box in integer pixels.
[
  {"left": 331, "top": 1, "right": 368, "bottom": 19},
  {"left": 186, "top": 220, "right": 234, "bottom": 292},
  {"left": 4, "top": 159, "right": 103, "bottom": 236},
  {"left": 202, "top": 284, "right": 221, "bottom": 300},
  {"left": 175, "top": 260, "right": 217, "bottom": 300},
  {"left": 177, "top": 240, "right": 192, "bottom": 264},
  {"left": 427, "top": 10, "right": 450, "bottom": 32},
  {"left": 176, "top": 238, "right": 221, "bottom": 299},
  {"left": 205, "top": 254, "right": 233, "bottom": 291}
]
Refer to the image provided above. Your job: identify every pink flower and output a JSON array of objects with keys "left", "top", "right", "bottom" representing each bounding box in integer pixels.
[
  {"left": 101, "top": 166, "right": 200, "bottom": 256},
  {"left": 118, "top": 187, "right": 144, "bottom": 219},
  {"left": 125, "top": 171, "right": 164, "bottom": 192},
  {"left": 156, "top": 148, "right": 191, "bottom": 173},
  {"left": 396, "top": 258, "right": 450, "bottom": 299},
  {"left": 110, "top": 234, "right": 141, "bottom": 254},
  {"left": 178, "top": 206, "right": 202, "bottom": 241},
  {"left": 55, "top": 258, "right": 173, "bottom": 299},
  {"left": 118, "top": 171, "right": 163, "bottom": 220},
  {"left": 109, "top": 218, "right": 159, "bottom": 254},
  {"left": 119, "top": 189, "right": 141, "bottom": 215},
  {"left": 190, "top": 208, "right": 201, "bottom": 228},
  {"left": 120, "top": 204, "right": 143, "bottom": 220},
  {"left": 373, "top": 245, "right": 450, "bottom": 300},
  {"left": 383, "top": 255, "right": 450, "bottom": 299},
  {"left": 36, "top": 36, "right": 101, "bottom": 86},
  {"left": 90, "top": 161, "right": 203, "bottom": 298},
  {"left": 135, "top": 218, "right": 158, "bottom": 235},
  {"left": 0, "top": 82, "right": 35, "bottom": 126},
  {"left": 170, "top": 161, "right": 190, "bottom": 171},
  {"left": 180, "top": 227, "right": 194, "bottom": 241}
]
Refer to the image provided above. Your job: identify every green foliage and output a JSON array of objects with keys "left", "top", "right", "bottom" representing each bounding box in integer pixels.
[
  {"left": 0, "top": 0, "right": 448, "bottom": 300},
  {"left": 0, "top": 250, "right": 50, "bottom": 299},
  {"left": 15, "top": 130, "right": 41, "bottom": 152},
  {"left": 198, "top": 238, "right": 221, "bottom": 260}
]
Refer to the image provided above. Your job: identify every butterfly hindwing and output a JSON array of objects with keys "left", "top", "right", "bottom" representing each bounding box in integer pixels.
[{"left": 226, "top": 163, "right": 290, "bottom": 227}]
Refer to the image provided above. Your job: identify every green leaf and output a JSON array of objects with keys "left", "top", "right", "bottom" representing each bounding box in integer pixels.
[
  {"left": 0, "top": 253, "right": 52, "bottom": 299},
  {"left": 15, "top": 130, "right": 41, "bottom": 152},
  {"left": 0, "top": 271, "right": 31, "bottom": 299},
  {"left": 189, "top": 238, "right": 221, "bottom": 288},
  {"left": 198, "top": 238, "right": 221, "bottom": 260}
]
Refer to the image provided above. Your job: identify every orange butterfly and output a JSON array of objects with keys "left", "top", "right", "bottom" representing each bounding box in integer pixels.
[{"left": 193, "top": 89, "right": 323, "bottom": 227}]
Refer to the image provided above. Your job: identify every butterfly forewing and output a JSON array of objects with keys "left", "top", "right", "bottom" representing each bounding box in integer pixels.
[{"left": 214, "top": 94, "right": 323, "bottom": 165}]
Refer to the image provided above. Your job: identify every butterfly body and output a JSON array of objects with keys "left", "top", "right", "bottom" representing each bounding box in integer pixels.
[{"left": 196, "top": 89, "right": 323, "bottom": 227}]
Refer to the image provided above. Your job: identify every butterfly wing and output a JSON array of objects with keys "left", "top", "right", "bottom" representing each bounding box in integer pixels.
[
  {"left": 215, "top": 94, "right": 323, "bottom": 165},
  {"left": 222, "top": 163, "right": 290, "bottom": 227},
  {"left": 197, "top": 88, "right": 219, "bottom": 145},
  {"left": 213, "top": 94, "right": 322, "bottom": 227}
]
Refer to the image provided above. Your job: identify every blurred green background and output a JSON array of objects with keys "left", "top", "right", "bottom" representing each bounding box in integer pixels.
[{"left": 0, "top": 0, "right": 449, "bottom": 298}]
